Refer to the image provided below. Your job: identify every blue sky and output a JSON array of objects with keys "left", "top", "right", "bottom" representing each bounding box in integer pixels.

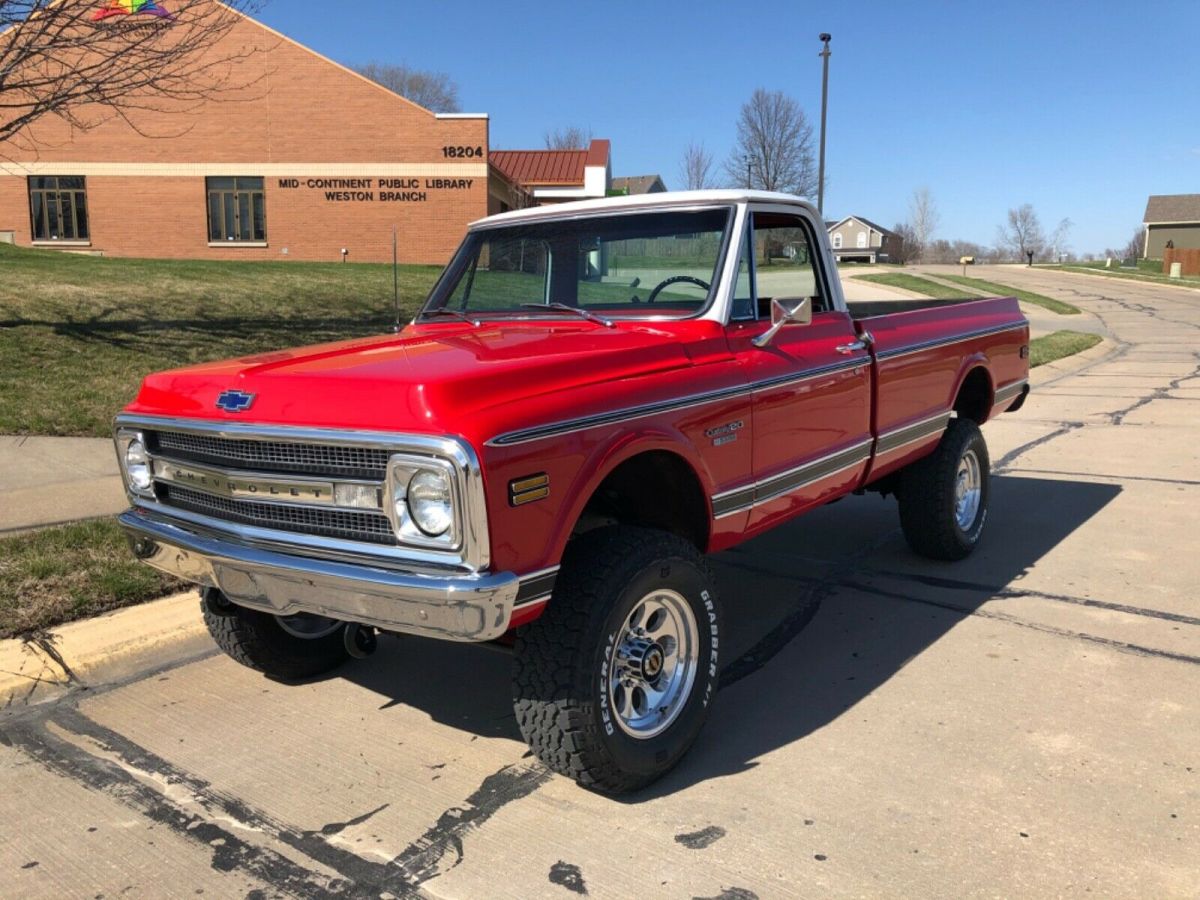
[{"left": 257, "top": 0, "right": 1199, "bottom": 255}]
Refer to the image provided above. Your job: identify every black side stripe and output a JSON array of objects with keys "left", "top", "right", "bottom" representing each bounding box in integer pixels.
[
  {"left": 875, "top": 413, "right": 951, "bottom": 456},
  {"left": 713, "top": 440, "right": 873, "bottom": 517},
  {"left": 875, "top": 322, "right": 1028, "bottom": 361},
  {"left": 486, "top": 359, "right": 864, "bottom": 448},
  {"left": 994, "top": 379, "right": 1028, "bottom": 403},
  {"left": 514, "top": 569, "right": 558, "bottom": 606}
]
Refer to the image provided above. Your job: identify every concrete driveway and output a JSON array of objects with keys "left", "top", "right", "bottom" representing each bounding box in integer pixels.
[{"left": 1, "top": 268, "right": 1197, "bottom": 899}]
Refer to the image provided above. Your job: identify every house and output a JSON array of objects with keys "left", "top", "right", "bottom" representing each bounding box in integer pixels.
[
  {"left": 1142, "top": 194, "right": 1200, "bottom": 259},
  {"left": 826, "top": 216, "right": 902, "bottom": 264},
  {"left": 612, "top": 175, "right": 666, "bottom": 195},
  {"left": 488, "top": 139, "right": 612, "bottom": 206}
]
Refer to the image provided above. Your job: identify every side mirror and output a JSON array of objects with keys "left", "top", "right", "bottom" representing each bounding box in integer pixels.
[{"left": 753, "top": 296, "right": 813, "bottom": 348}]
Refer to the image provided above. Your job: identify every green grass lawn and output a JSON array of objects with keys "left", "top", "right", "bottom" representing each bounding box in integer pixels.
[
  {"left": 1048, "top": 259, "right": 1200, "bottom": 287},
  {"left": 0, "top": 518, "right": 185, "bottom": 638},
  {"left": 1029, "top": 330, "right": 1103, "bottom": 367},
  {"left": 934, "top": 274, "right": 1080, "bottom": 315},
  {"left": 0, "top": 244, "right": 442, "bottom": 436},
  {"left": 852, "top": 273, "right": 970, "bottom": 300}
]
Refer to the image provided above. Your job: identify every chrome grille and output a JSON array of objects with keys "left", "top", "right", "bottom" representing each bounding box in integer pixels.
[
  {"left": 162, "top": 484, "right": 394, "bottom": 545},
  {"left": 149, "top": 430, "right": 390, "bottom": 480}
]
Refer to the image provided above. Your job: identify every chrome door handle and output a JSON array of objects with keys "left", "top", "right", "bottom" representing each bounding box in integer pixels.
[{"left": 836, "top": 330, "right": 874, "bottom": 355}]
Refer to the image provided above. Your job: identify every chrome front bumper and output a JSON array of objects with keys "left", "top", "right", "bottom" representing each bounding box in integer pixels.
[{"left": 119, "top": 509, "right": 520, "bottom": 641}]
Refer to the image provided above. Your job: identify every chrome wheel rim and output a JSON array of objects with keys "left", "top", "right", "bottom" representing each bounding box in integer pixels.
[
  {"left": 609, "top": 590, "right": 699, "bottom": 740},
  {"left": 276, "top": 613, "right": 342, "bottom": 640},
  {"left": 955, "top": 449, "right": 982, "bottom": 531}
]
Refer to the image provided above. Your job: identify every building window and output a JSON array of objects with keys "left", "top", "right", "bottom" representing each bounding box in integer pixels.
[
  {"left": 28, "top": 176, "right": 89, "bottom": 242},
  {"left": 857, "top": 230, "right": 868, "bottom": 248},
  {"left": 206, "top": 177, "right": 266, "bottom": 242},
  {"left": 832, "top": 233, "right": 842, "bottom": 249}
]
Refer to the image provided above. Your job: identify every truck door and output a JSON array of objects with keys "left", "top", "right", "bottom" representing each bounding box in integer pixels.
[{"left": 724, "top": 208, "right": 873, "bottom": 533}]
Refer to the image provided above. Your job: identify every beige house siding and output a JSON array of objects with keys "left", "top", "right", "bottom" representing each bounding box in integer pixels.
[
  {"left": 1146, "top": 224, "right": 1200, "bottom": 259},
  {"left": 829, "top": 219, "right": 883, "bottom": 251}
]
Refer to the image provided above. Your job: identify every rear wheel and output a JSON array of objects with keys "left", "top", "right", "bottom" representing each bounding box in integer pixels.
[
  {"left": 897, "top": 418, "right": 990, "bottom": 560},
  {"left": 513, "top": 527, "right": 721, "bottom": 794},
  {"left": 201, "top": 588, "right": 350, "bottom": 680}
]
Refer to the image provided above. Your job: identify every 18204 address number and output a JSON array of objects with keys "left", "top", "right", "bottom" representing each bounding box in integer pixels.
[{"left": 442, "top": 146, "right": 484, "bottom": 158}]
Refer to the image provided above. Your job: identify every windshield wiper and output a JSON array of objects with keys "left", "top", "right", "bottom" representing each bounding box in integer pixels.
[
  {"left": 520, "top": 303, "right": 614, "bottom": 328},
  {"left": 423, "top": 307, "right": 480, "bottom": 327}
]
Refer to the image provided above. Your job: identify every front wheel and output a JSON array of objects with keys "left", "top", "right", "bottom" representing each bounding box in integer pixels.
[
  {"left": 513, "top": 527, "right": 721, "bottom": 794},
  {"left": 201, "top": 589, "right": 351, "bottom": 680},
  {"left": 897, "top": 418, "right": 991, "bottom": 560}
]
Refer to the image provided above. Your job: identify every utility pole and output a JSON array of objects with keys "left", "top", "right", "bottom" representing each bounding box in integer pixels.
[{"left": 817, "top": 32, "right": 831, "bottom": 215}]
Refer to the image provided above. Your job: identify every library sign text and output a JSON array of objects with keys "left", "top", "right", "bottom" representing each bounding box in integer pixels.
[{"left": 277, "top": 178, "right": 474, "bottom": 203}]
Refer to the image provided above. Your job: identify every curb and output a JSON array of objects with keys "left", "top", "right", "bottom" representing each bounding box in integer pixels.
[
  {"left": 1046, "top": 266, "right": 1200, "bottom": 294},
  {"left": 0, "top": 589, "right": 212, "bottom": 711},
  {"left": 1030, "top": 335, "right": 1119, "bottom": 388}
]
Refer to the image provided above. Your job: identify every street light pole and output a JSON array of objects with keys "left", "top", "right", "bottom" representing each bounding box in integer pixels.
[{"left": 817, "top": 32, "right": 831, "bottom": 215}]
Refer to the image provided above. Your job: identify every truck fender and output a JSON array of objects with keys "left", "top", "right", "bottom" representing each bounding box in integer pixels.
[
  {"left": 948, "top": 354, "right": 994, "bottom": 424},
  {"left": 545, "top": 426, "right": 718, "bottom": 565}
]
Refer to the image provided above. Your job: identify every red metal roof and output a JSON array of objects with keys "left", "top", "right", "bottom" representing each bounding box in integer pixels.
[{"left": 489, "top": 139, "right": 609, "bottom": 187}]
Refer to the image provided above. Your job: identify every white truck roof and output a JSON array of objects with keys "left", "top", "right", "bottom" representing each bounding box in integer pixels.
[{"left": 469, "top": 189, "right": 816, "bottom": 229}]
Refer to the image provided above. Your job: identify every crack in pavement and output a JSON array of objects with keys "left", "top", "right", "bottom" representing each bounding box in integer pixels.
[{"left": 4, "top": 703, "right": 552, "bottom": 898}]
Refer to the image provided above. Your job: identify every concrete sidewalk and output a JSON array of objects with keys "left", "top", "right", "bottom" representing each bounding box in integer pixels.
[{"left": 0, "top": 435, "right": 127, "bottom": 534}]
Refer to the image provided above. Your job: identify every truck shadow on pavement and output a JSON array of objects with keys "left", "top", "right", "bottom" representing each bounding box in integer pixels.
[{"left": 340, "top": 474, "right": 1122, "bottom": 798}]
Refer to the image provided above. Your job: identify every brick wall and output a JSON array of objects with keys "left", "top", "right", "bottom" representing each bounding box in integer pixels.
[{"left": 0, "top": 5, "right": 490, "bottom": 263}]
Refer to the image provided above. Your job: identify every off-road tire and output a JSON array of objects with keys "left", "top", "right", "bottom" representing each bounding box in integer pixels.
[
  {"left": 513, "top": 526, "right": 721, "bottom": 794},
  {"left": 897, "top": 417, "right": 990, "bottom": 560},
  {"left": 201, "top": 590, "right": 350, "bottom": 680}
]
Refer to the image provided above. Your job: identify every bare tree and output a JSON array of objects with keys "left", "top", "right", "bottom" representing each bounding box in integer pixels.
[
  {"left": 996, "top": 204, "right": 1046, "bottom": 261},
  {"left": 889, "top": 222, "right": 919, "bottom": 265},
  {"left": 679, "top": 140, "right": 715, "bottom": 191},
  {"left": 0, "top": 0, "right": 264, "bottom": 147},
  {"left": 1046, "top": 217, "right": 1073, "bottom": 262},
  {"left": 908, "top": 187, "right": 939, "bottom": 261},
  {"left": 543, "top": 125, "right": 592, "bottom": 150},
  {"left": 723, "top": 88, "right": 816, "bottom": 196},
  {"left": 1123, "top": 225, "right": 1147, "bottom": 259},
  {"left": 354, "top": 62, "right": 460, "bottom": 113}
]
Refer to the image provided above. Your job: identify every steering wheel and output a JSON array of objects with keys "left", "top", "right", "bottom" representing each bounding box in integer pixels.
[{"left": 646, "top": 275, "right": 711, "bottom": 304}]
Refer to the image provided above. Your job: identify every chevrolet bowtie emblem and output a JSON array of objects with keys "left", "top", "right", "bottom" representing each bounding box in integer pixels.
[{"left": 215, "top": 390, "right": 256, "bottom": 413}]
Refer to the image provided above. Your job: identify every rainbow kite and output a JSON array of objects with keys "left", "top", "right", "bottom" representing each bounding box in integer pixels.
[{"left": 92, "top": 0, "right": 173, "bottom": 20}]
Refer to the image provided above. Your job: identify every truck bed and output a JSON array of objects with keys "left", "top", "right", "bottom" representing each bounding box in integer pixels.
[{"left": 847, "top": 297, "right": 981, "bottom": 320}]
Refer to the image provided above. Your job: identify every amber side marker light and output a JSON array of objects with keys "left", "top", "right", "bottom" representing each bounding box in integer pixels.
[{"left": 509, "top": 473, "right": 550, "bottom": 506}]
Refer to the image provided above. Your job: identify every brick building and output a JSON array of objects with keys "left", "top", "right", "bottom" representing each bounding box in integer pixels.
[{"left": 0, "top": 3, "right": 528, "bottom": 264}]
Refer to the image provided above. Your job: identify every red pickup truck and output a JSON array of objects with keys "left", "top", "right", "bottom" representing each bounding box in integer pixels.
[{"left": 115, "top": 191, "right": 1029, "bottom": 792}]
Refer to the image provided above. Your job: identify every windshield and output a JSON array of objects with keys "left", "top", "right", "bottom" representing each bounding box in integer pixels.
[{"left": 420, "top": 208, "right": 731, "bottom": 321}]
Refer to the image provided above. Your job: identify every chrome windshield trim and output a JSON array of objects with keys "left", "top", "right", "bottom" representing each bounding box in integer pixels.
[
  {"left": 420, "top": 205, "right": 737, "bottom": 325},
  {"left": 486, "top": 358, "right": 864, "bottom": 448},
  {"left": 115, "top": 415, "right": 491, "bottom": 572}
]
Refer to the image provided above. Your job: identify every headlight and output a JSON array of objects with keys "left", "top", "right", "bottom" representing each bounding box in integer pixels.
[
  {"left": 125, "top": 439, "right": 152, "bottom": 491},
  {"left": 116, "top": 428, "right": 154, "bottom": 497},
  {"left": 408, "top": 470, "right": 453, "bottom": 536},
  {"left": 387, "top": 455, "right": 460, "bottom": 549}
]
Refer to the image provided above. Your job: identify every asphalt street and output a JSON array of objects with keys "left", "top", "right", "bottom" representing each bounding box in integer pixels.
[{"left": 1, "top": 267, "right": 1197, "bottom": 898}]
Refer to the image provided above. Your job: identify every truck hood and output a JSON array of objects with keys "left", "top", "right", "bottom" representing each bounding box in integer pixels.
[{"left": 127, "top": 321, "right": 696, "bottom": 435}]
